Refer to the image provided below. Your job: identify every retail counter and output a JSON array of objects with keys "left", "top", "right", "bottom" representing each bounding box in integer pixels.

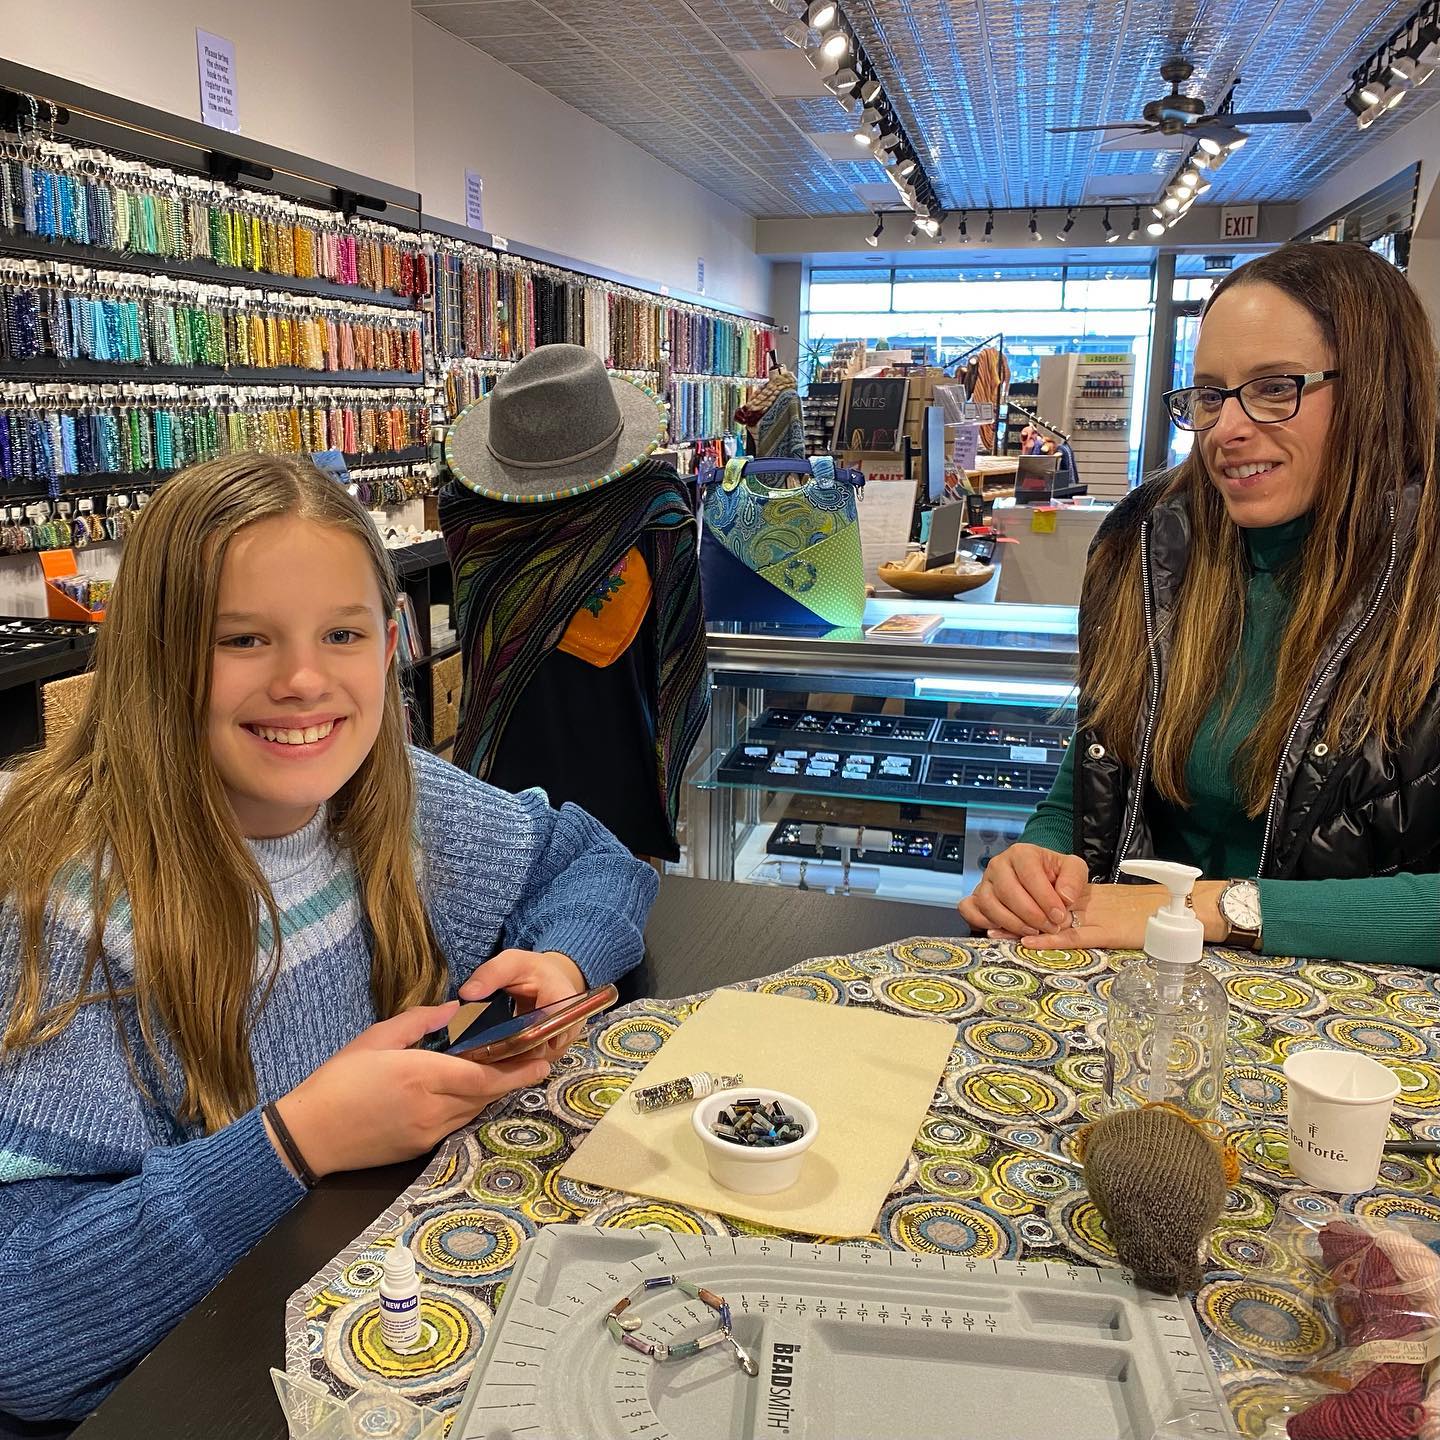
[{"left": 687, "top": 598, "right": 1077, "bottom": 908}]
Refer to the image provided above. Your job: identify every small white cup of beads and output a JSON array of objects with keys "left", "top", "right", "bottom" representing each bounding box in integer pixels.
[{"left": 692, "top": 1087, "right": 820, "bottom": 1195}]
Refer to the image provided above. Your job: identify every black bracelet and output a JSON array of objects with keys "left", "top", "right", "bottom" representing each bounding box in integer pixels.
[{"left": 263, "top": 1102, "right": 318, "bottom": 1188}]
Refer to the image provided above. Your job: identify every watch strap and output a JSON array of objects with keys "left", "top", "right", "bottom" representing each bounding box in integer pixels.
[{"left": 1218, "top": 878, "right": 1262, "bottom": 952}]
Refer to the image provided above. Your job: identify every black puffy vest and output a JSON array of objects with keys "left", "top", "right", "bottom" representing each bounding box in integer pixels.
[{"left": 1071, "top": 480, "right": 1440, "bottom": 883}]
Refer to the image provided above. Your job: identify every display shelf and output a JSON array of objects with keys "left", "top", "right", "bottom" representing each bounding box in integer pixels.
[
  {"left": 0, "top": 231, "right": 422, "bottom": 311},
  {"left": 688, "top": 601, "right": 1078, "bottom": 906},
  {"left": 694, "top": 745, "right": 1043, "bottom": 816},
  {"left": 0, "top": 361, "right": 424, "bottom": 387}
]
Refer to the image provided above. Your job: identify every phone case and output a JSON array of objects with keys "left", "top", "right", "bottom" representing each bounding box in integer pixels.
[{"left": 460, "top": 984, "right": 620, "bottom": 1063}]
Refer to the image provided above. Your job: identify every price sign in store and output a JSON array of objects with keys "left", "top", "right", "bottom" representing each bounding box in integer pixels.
[
  {"left": 464, "top": 171, "right": 485, "bottom": 231},
  {"left": 196, "top": 30, "right": 239, "bottom": 134},
  {"left": 697, "top": 258, "right": 706, "bottom": 295},
  {"left": 1030, "top": 508, "right": 1058, "bottom": 534}
]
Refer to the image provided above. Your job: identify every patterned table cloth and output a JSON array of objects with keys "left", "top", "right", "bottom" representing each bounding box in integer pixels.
[{"left": 285, "top": 937, "right": 1440, "bottom": 1436}]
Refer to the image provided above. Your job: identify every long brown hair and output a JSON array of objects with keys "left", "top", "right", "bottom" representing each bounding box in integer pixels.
[
  {"left": 1, "top": 456, "right": 446, "bottom": 1131},
  {"left": 1080, "top": 241, "right": 1440, "bottom": 813}
]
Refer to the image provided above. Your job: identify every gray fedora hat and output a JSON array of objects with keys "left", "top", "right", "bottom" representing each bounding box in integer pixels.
[{"left": 445, "top": 343, "right": 668, "bottom": 504}]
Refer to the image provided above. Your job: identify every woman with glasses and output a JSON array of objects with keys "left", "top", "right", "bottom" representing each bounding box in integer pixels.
[{"left": 960, "top": 242, "right": 1439, "bottom": 963}]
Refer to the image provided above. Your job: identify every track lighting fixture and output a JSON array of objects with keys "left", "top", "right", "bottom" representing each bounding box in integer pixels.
[
  {"left": 958, "top": 211, "right": 968, "bottom": 241},
  {"left": 1146, "top": 219, "right": 1167, "bottom": 237},
  {"left": 780, "top": 20, "right": 808, "bottom": 47},
  {"left": 1179, "top": 166, "right": 1200, "bottom": 188},
  {"left": 1127, "top": 207, "right": 1141, "bottom": 241},
  {"left": 906, "top": 222, "right": 920, "bottom": 244},
  {"left": 1103, "top": 208, "right": 1119, "bottom": 243},
  {"left": 1028, "top": 209, "right": 1040, "bottom": 240},
  {"left": 803, "top": 3, "right": 947, "bottom": 230},
  {"left": 1196, "top": 135, "right": 1222, "bottom": 156},
  {"left": 984, "top": 208, "right": 995, "bottom": 238},
  {"left": 1056, "top": 209, "right": 1075, "bottom": 241},
  {"left": 866, "top": 214, "right": 884, "bottom": 247}
]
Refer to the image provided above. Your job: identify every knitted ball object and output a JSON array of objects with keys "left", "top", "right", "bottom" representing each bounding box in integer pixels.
[{"left": 1079, "top": 1105, "right": 1232, "bottom": 1296}]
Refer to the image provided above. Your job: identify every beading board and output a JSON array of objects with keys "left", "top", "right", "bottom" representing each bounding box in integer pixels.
[{"left": 451, "top": 1226, "right": 1238, "bottom": 1440}]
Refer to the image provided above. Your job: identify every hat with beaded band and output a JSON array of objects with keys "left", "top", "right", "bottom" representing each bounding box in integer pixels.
[{"left": 444, "top": 343, "right": 668, "bottom": 504}]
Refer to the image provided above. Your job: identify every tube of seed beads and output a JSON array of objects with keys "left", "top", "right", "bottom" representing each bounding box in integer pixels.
[{"left": 632, "top": 1072, "right": 743, "bottom": 1113}]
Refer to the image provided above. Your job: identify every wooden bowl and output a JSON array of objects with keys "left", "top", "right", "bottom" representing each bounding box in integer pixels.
[{"left": 878, "top": 561, "right": 994, "bottom": 598}]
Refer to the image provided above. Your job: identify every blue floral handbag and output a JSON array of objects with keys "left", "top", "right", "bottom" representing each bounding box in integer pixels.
[{"left": 698, "top": 456, "right": 866, "bottom": 627}]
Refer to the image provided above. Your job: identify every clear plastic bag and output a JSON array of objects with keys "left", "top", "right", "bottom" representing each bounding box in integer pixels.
[{"left": 1188, "top": 1209, "right": 1440, "bottom": 1439}]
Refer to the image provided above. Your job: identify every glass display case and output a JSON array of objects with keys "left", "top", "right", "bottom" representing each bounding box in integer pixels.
[{"left": 683, "top": 598, "right": 1078, "bottom": 909}]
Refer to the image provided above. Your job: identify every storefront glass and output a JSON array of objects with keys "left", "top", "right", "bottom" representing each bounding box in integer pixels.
[{"left": 804, "top": 261, "right": 1156, "bottom": 473}]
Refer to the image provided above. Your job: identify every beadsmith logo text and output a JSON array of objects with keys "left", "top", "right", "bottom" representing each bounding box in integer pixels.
[{"left": 766, "top": 1342, "right": 801, "bottom": 1434}]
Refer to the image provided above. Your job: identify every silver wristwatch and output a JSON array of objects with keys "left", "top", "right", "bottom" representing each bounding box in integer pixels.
[{"left": 1218, "top": 879, "right": 1263, "bottom": 951}]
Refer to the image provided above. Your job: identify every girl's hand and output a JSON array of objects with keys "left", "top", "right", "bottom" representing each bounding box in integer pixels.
[
  {"left": 268, "top": 1002, "right": 552, "bottom": 1180},
  {"left": 460, "top": 949, "right": 589, "bottom": 1061},
  {"left": 1016, "top": 880, "right": 1228, "bottom": 950},
  {"left": 959, "top": 843, "right": 1089, "bottom": 938}
]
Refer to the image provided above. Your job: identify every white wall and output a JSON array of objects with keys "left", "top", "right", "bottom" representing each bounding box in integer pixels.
[
  {"left": 0, "top": 0, "right": 418, "bottom": 190},
  {"left": 411, "top": 15, "right": 770, "bottom": 315}
]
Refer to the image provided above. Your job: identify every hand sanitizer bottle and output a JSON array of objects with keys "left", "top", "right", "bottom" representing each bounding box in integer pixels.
[{"left": 1102, "top": 860, "right": 1228, "bottom": 1123}]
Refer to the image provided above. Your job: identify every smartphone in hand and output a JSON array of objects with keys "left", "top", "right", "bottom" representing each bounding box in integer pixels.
[{"left": 417, "top": 985, "right": 620, "bottom": 1063}]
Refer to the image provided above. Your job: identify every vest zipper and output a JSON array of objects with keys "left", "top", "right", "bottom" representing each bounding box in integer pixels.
[
  {"left": 1255, "top": 504, "right": 1400, "bottom": 877},
  {"left": 1110, "top": 517, "right": 1160, "bottom": 881}
]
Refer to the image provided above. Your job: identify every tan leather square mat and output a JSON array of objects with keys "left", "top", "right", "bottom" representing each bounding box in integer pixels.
[{"left": 560, "top": 989, "right": 955, "bottom": 1236}]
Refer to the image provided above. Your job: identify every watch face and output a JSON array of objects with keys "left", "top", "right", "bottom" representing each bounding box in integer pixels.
[{"left": 1223, "top": 882, "right": 1262, "bottom": 930}]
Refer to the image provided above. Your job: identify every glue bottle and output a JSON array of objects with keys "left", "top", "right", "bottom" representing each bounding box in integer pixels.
[
  {"left": 380, "top": 1242, "right": 422, "bottom": 1351},
  {"left": 1102, "top": 860, "right": 1228, "bottom": 1123}
]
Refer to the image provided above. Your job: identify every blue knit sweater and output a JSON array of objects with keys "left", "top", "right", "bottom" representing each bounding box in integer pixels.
[{"left": 0, "top": 748, "right": 656, "bottom": 1423}]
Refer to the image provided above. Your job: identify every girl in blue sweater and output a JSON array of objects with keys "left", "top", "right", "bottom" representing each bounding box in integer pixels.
[{"left": 0, "top": 455, "right": 657, "bottom": 1423}]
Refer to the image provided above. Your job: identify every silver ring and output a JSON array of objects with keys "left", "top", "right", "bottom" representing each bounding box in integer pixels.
[{"left": 1068, "top": 908, "right": 1081, "bottom": 930}]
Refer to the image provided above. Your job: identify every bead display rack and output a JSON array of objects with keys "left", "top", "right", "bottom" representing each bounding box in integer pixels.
[{"left": 438, "top": 1226, "right": 1237, "bottom": 1440}]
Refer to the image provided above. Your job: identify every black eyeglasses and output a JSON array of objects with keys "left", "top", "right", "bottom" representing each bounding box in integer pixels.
[{"left": 1164, "top": 370, "right": 1340, "bottom": 432}]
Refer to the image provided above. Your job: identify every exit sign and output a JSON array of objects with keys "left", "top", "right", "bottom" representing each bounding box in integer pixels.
[{"left": 1221, "top": 205, "right": 1259, "bottom": 241}]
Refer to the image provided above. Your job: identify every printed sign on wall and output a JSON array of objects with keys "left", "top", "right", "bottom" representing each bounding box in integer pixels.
[
  {"left": 196, "top": 30, "right": 239, "bottom": 133},
  {"left": 464, "top": 171, "right": 485, "bottom": 232}
]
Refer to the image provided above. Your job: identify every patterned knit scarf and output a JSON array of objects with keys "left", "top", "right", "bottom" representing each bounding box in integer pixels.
[{"left": 439, "top": 459, "right": 709, "bottom": 843}]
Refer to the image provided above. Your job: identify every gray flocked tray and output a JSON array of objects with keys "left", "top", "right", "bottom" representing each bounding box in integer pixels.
[{"left": 451, "top": 1226, "right": 1238, "bottom": 1440}]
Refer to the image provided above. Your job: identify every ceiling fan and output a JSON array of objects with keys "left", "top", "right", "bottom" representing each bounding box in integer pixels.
[{"left": 1047, "top": 59, "right": 1312, "bottom": 146}]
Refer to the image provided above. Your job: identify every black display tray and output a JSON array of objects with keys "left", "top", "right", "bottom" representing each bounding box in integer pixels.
[
  {"left": 748, "top": 707, "right": 938, "bottom": 753},
  {"left": 931, "top": 718, "right": 1069, "bottom": 767},
  {"left": 717, "top": 740, "right": 922, "bottom": 800},
  {"left": 919, "top": 755, "right": 1053, "bottom": 806},
  {"left": 764, "top": 821, "right": 968, "bottom": 875}
]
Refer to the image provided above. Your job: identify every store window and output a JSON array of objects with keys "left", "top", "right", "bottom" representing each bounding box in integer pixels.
[{"left": 803, "top": 261, "right": 1156, "bottom": 476}]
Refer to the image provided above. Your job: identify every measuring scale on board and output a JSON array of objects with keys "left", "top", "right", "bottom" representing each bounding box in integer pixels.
[{"left": 450, "top": 1227, "right": 1237, "bottom": 1440}]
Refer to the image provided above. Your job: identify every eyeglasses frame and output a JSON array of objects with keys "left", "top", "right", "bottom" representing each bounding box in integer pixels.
[{"left": 1163, "top": 369, "right": 1341, "bottom": 432}]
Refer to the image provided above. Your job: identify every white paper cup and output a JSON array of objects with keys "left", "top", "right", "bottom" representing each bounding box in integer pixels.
[
  {"left": 692, "top": 1088, "right": 819, "bottom": 1195},
  {"left": 1283, "top": 1049, "right": 1400, "bottom": 1192}
]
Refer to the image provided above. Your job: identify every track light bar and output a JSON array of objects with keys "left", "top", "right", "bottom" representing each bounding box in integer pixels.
[{"left": 1343, "top": 0, "right": 1439, "bottom": 130}]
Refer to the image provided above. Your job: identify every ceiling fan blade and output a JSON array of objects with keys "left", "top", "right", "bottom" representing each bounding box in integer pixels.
[
  {"left": 1202, "top": 109, "right": 1313, "bottom": 127},
  {"left": 1046, "top": 122, "right": 1154, "bottom": 133}
]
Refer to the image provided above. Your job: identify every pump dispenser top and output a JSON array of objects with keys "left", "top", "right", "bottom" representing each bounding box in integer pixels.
[{"left": 1119, "top": 860, "right": 1204, "bottom": 968}]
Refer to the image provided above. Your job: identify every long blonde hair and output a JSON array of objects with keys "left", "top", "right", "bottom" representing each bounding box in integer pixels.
[
  {"left": 1080, "top": 241, "right": 1440, "bottom": 814},
  {"left": 1, "top": 456, "right": 446, "bottom": 1131}
]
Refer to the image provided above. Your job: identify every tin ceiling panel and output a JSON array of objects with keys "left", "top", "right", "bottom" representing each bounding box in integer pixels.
[{"left": 414, "top": 0, "right": 1440, "bottom": 218}]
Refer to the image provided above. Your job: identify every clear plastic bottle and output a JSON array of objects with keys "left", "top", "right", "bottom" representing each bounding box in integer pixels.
[{"left": 1102, "top": 860, "right": 1229, "bottom": 1123}]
